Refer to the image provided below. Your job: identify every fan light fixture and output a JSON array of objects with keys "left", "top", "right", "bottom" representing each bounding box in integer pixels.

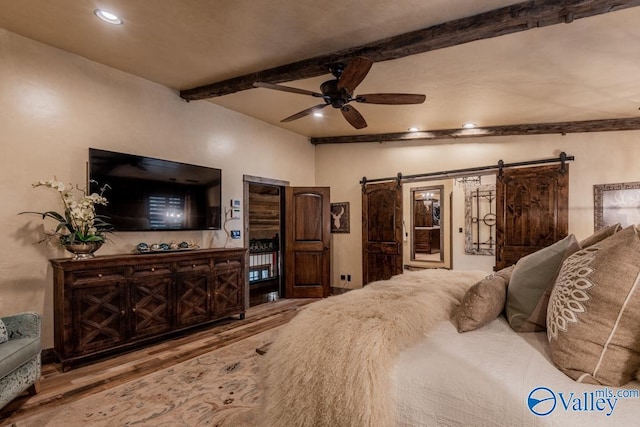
[
  {"left": 94, "top": 9, "right": 123, "bottom": 25},
  {"left": 253, "top": 57, "right": 426, "bottom": 130}
]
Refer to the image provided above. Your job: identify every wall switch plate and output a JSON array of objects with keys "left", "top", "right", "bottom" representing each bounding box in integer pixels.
[
  {"left": 231, "top": 208, "right": 241, "bottom": 219},
  {"left": 231, "top": 199, "right": 241, "bottom": 207},
  {"left": 230, "top": 230, "right": 241, "bottom": 239}
]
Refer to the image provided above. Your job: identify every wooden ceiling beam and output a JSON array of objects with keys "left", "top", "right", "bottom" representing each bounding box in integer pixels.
[
  {"left": 180, "top": 0, "right": 640, "bottom": 101},
  {"left": 309, "top": 117, "right": 640, "bottom": 145}
]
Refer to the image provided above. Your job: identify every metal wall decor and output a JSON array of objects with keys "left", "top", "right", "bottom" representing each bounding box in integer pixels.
[{"left": 464, "top": 184, "right": 496, "bottom": 255}]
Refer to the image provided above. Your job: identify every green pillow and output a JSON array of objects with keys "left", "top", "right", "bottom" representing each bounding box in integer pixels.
[{"left": 506, "top": 234, "right": 581, "bottom": 332}]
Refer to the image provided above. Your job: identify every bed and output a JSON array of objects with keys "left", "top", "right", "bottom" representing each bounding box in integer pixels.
[
  {"left": 394, "top": 317, "right": 640, "bottom": 426},
  {"left": 260, "top": 225, "right": 640, "bottom": 427}
]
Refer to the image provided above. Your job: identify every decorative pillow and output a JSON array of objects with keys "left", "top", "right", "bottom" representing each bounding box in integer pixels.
[
  {"left": 505, "top": 234, "right": 581, "bottom": 332},
  {"left": 0, "top": 319, "right": 7, "bottom": 344},
  {"left": 547, "top": 225, "right": 640, "bottom": 386},
  {"left": 456, "top": 266, "right": 514, "bottom": 333},
  {"left": 579, "top": 223, "right": 621, "bottom": 248}
]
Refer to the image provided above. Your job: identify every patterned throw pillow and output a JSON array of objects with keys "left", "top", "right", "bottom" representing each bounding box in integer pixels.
[
  {"left": 505, "top": 234, "right": 581, "bottom": 332},
  {"left": 0, "top": 319, "right": 7, "bottom": 344},
  {"left": 547, "top": 225, "right": 640, "bottom": 386},
  {"left": 456, "top": 266, "right": 514, "bottom": 333}
]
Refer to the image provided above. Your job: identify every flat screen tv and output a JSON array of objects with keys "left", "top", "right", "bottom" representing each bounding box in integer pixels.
[{"left": 88, "top": 148, "right": 222, "bottom": 231}]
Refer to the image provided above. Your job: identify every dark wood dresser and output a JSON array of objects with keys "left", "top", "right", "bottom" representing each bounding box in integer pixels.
[{"left": 51, "top": 248, "right": 247, "bottom": 370}]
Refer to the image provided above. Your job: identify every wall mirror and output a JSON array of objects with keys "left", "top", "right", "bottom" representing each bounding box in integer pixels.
[{"left": 411, "top": 185, "right": 444, "bottom": 262}]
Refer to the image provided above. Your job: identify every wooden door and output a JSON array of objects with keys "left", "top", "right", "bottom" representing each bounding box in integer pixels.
[
  {"left": 73, "top": 282, "right": 127, "bottom": 355},
  {"left": 284, "top": 187, "right": 331, "bottom": 298},
  {"left": 496, "top": 164, "right": 569, "bottom": 269},
  {"left": 175, "top": 267, "right": 210, "bottom": 327},
  {"left": 362, "top": 181, "right": 403, "bottom": 285},
  {"left": 212, "top": 259, "right": 244, "bottom": 315}
]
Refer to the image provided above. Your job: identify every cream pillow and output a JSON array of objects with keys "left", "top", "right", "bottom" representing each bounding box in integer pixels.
[
  {"left": 547, "top": 225, "right": 640, "bottom": 386},
  {"left": 505, "top": 235, "right": 581, "bottom": 332},
  {"left": 580, "top": 223, "right": 621, "bottom": 248},
  {"left": 456, "top": 266, "right": 514, "bottom": 333}
]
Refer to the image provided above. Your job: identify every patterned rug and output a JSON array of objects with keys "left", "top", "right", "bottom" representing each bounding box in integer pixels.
[{"left": 11, "top": 328, "right": 278, "bottom": 427}]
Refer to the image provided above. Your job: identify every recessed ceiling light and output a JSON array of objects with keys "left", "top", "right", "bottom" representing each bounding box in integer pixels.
[
  {"left": 462, "top": 122, "right": 477, "bottom": 129},
  {"left": 313, "top": 112, "right": 324, "bottom": 117},
  {"left": 94, "top": 9, "right": 123, "bottom": 25},
  {"left": 408, "top": 127, "right": 419, "bottom": 132}
]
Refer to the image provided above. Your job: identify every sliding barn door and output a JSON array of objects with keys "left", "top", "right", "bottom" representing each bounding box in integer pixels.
[
  {"left": 496, "top": 164, "right": 569, "bottom": 269},
  {"left": 362, "top": 181, "right": 403, "bottom": 285},
  {"left": 284, "top": 187, "right": 331, "bottom": 298}
]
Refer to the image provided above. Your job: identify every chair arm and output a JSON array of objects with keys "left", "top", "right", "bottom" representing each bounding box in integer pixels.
[{"left": 0, "top": 312, "right": 41, "bottom": 339}]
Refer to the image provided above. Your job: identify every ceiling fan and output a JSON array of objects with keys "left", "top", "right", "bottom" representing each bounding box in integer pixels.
[{"left": 253, "top": 57, "right": 426, "bottom": 130}]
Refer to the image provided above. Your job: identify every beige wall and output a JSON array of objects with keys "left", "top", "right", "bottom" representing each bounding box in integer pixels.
[
  {"left": 0, "top": 29, "right": 315, "bottom": 347},
  {"left": 4, "top": 26, "right": 640, "bottom": 349},
  {"left": 317, "top": 132, "right": 640, "bottom": 287}
]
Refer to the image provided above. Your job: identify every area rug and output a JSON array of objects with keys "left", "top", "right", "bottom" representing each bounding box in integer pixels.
[{"left": 9, "top": 328, "right": 278, "bottom": 427}]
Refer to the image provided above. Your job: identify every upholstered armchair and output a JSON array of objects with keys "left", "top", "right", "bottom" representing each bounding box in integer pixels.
[{"left": 0, "top": 312, "right": 42, "bottom": 409}]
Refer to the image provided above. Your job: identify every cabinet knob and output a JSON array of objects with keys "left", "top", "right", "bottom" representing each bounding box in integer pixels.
[
  {"left": 151, "top": 267, "right": 155, "bottom": 272},
  {"left": 192, "top": 264, "right": 196, "bottom": 268},
  {"left": 97, "top": 273, "right": 103, "bottom": 278},
  {"left": 120, "top": 310, "right": 125, "bottom": 315},
  {"left": 132, "top": 307, "right": 137, "bottom": 312}
]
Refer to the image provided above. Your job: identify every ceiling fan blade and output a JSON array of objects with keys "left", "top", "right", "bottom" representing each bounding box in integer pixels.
[
  {"left": 337, "top": 57, "right": 373, "bottom": 94},
  {"left": 340, "top": 105, "right": 367, "bottom": 129},
  {"left": 281, "top": 103, "right": 329, "bottom": 123},
  {"left": 254, "top": 82, "right": 324, "bottom": 98},
  {"left": 355, "top": 93, "right": 426, "bottom": 104}
]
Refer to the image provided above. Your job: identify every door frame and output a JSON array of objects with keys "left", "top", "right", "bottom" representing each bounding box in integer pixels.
[{"left": 243, "top": 175, "right": 289, "bottom": 306}]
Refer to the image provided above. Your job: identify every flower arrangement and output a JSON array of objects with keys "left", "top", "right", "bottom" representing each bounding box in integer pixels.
[{"left": 21, "top": 179, "right": 113, "bottom": 246}]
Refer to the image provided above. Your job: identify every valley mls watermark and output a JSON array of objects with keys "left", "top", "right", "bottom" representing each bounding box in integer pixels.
[{"left": 528, "top": 386, "right": 640, "bottom": 417}]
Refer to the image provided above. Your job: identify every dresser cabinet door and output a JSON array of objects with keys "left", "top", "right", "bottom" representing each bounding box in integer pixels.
[
  {"left": 131, "top": 264, "right": 173, "bottom": 338},
  {"left": 176, "top": 259, "right": 211, "bottom": 327},
  {"left": 73, "top": 281, "right": 127, "bottom": 355},
  {"left": 212, "top": 260, "right": 243, "bottom": 317}
]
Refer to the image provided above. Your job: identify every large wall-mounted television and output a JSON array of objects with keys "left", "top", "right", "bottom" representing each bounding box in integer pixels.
[{"left": 88, "top": 148, "right": 222, "bottom": 231}]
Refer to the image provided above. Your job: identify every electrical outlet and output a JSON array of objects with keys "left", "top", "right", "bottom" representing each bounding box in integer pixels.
[
  {"left": 347, "top": 274, "right": 351, "bottom": 282},
  {"left": 340, "top": 274, "right": 346, "bottom": 281}
]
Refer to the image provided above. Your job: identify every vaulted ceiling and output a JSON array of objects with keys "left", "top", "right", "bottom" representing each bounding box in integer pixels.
[{"left": 2, "top": 0, "right": 640, "bottom": 143}]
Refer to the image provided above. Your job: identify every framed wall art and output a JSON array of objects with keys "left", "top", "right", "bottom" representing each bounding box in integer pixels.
[
  {"left": 330, "top": 202, "right": 350, "bottom": 233},
  {"left": 594, "top": 181, "right": 640, "bottom": 231}
]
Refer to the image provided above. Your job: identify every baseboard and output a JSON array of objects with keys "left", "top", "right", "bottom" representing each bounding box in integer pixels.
[{"left": 330, "top": 286, "right": 352, "bottom": 295}]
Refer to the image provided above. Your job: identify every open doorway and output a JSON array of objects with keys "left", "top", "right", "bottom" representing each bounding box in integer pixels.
[
  {"left": 411, "top": 185, "right": 444, "bottom": 263},
  {"left": 244, "top": 176, "right": 287, "bottom": 307}
]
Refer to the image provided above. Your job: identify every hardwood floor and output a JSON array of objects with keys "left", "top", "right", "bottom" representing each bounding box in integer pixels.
[{"left": 0, "top": 298, "right": 317, "bottom": 425}]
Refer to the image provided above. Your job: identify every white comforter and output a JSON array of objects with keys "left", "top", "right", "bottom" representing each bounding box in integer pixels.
[{"left": 393, "top": 317, "right": 640, "bottom": 426}]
